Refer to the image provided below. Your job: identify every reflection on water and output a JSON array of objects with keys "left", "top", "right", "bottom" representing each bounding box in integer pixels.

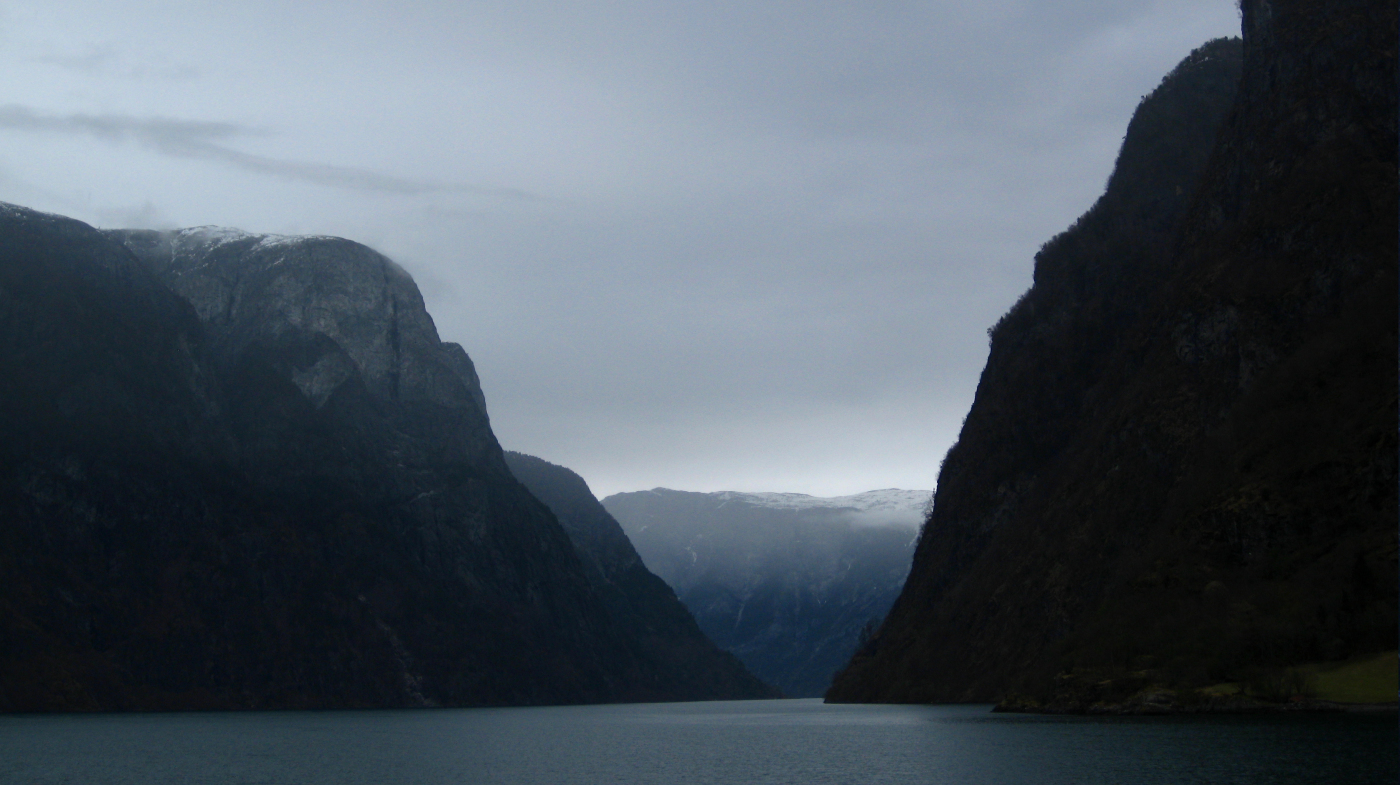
[{"left": 0, "top": 699, "right": 1393, "bottom": 785}]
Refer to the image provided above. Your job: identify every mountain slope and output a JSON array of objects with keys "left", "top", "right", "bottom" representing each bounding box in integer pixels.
[
  {"left": 604, "top": 488, "right": 924, "bottom": 697},
  {"left": 503, "top": 452, "right": 779, "bottom": 700},
  {"left": 1, "top": 208, "right": 704, "bottom": 710},
  {"left": 828, "top": 3, "right": 1396, "bottom": 706}
]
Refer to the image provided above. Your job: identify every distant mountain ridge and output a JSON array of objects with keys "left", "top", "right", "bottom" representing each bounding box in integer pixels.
[
  {"left": 706, "top": 489, "right": 929, "bottom": 523},
  {"left": 603, "top": 487, "right": 925, "bottom": 697},
  {"left": 503, "top": 453, "right": 779, "bottom": 700}
]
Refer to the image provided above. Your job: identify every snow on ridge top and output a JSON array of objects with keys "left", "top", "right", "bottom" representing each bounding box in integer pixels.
[
  {"left": 715, "top": 488, "right": 931, "bottom": 515},
  {"left": 0, "top": 202, "right": 64, "bottom": 221},
  {"left": 175, "top": 226, "right": 341, "bottom": 250},
  {"left": 255, "top": 233, "right": 343, "bottom": 249},
  {"left": 176, "top": 226, "right": 255, "bottom": 244},
  {"left": 623, "top": 487, "right": 931, "bottom": 527}
]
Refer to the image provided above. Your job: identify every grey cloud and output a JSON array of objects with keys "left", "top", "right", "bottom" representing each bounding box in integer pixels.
[
  {"left": 0, "top": 105, "right": 538, "bottom": 199},
  {"left": 93, "top": 201, "right": 172, "bottom": 230},
  {"left": 31, "top": 45, "right": 200, "bottom": 80},
  {"left": 200, "top": 146, "right": 540, "bottom": 199},
  {"left": 0, "top": 105, "right": 248, "bottom": 145},
  {"left": 481, "top": 1, "right": 1171, "bottom": 142},
  {"left": 842, "top": 509, "right": 927, "bottom": 530},
  {"left": 0, "top": 1, "right": 1242, "bottom": 498},
  {"left": 31, "top": 45, "right": 117, "bottom": 74}
]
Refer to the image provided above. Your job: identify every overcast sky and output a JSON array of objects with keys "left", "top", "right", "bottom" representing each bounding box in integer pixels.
[{"left": 0, "top": 1, "right": 1239, "bottom": 498}]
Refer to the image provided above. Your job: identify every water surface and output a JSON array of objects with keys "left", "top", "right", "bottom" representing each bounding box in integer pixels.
[{"left": 1, "top": 699, "right": 1393, "bottom": 784}]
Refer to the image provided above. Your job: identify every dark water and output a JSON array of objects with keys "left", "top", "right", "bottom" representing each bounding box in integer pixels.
[{"left": 0, "top": 699, "right": 1394, "bottom": 784}]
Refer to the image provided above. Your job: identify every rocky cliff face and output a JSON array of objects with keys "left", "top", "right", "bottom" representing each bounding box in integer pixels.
[
  {"left": 111, "top": 227, "right": 489, "bottom": 418},
  {"left": 0, "top": 208, "right": 734, "bottom": 710},
  {"left": 503, "top": 452, "right": 779, "bottom": 700},
  {"left": 603, "top": 488, "right": 923, "bottom": 697},
  {"left": 828, "top": 1, "right": 1396, "bottom": 706}
]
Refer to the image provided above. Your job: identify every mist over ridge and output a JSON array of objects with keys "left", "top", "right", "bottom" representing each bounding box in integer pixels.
[
  {"left": 604, "top": 486, "right": 926, "bottom": 697},
  {"left": 671, "top": 488, "right": 930, "bottom": 528}
]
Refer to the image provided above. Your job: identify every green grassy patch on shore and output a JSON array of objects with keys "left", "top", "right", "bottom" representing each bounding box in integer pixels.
[
  {"left": 1305, "top": 652, "right": 1397, "bottom": 704},
  {"left": 1191, "top": 652, "right": 1396, "bottom": 704}
]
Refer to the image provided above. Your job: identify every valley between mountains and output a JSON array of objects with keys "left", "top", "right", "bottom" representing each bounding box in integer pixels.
[{"left": 1, "top": 0, "right": 1394, "bottom": 714}]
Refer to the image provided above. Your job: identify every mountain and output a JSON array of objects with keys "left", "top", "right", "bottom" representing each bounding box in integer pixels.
[
  {"left": 602, "top": 488, "right": 926, "bottom": 697},
  {"left": 829, "top": 1, "right": 1397, "bottom": 708},
  {"left": 502, "top": 452, "right": 779, "bottom": 700},
  {"left": 0, "top": 210, "right": 757, "bottom": 710}
]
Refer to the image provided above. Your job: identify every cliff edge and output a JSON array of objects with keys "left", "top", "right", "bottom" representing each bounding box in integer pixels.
[
  {"left": 0, "top": 210, "right": 742, "bottom": 710},
  {"left": 828, "top": 0, "right": 1397, "bottom": 705}
]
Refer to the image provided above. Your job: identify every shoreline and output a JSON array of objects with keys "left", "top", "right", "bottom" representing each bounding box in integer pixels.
[{"left": 994, "top": 696, "right": 1398, "bottom": 715}]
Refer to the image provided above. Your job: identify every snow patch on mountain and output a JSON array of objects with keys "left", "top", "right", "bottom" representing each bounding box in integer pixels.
[
  {"left": 172, "top": 226, "right": 338, "bottom": 250},
  {"left": 702, "top": 488, "right": 931, "bottom": 528}
]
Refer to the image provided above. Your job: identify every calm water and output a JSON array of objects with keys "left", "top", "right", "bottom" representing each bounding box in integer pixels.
[{"left": 0, "top": 699, "right": 1394, "bottom": 785}]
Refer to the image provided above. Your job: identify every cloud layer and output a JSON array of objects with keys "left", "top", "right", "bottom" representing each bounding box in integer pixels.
[
  {"left": 0, "top": 105, "right": 537, "bottom": 197},
  {"left": 0, "top": 0, "right": 1241, "bottom": 496}
]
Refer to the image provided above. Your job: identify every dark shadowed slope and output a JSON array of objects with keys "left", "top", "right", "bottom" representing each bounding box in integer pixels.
[
  {"left": 605, "top": 488, "right": 923, "bottom": 697},
  {"left": 2, "top": 210, "right": 692, "bottom": 710},
  {"left": 503, "top": 452, "right": 779, "bottom": 700},
  {"left": 829, "top": 3, "right": 1396, "bottom": 707}
]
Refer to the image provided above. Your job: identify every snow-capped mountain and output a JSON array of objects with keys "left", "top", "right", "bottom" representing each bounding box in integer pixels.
[
  {"left": 710, "top": 489, "right": 930, "bottom": 527},
  {"left": 602, "top": 487, "right": 928, "bottom": 697}
]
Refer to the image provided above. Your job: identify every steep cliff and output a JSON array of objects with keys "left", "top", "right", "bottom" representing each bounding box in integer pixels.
[
  {"left": 828, "top": 1, "right": 1396, "bottom": 706},
  {"left": 604, "top": 488, "right": 923, "bottom": 697},
  {"left": 503, "top": 453, "right": 779, "bottom": 700},
  {"left": 0, "top": 208, "right": 716, "bottom": 710}
]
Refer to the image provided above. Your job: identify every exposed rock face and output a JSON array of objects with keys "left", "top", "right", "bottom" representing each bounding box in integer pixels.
[
  {"left": 603, "top": 488, "right": 924, "bottom": 697},
  {"left": 828, "top": 4, "right": 1396, "bottom": 706},
  {"left": 503, "top": 452, "right": 780, "bottom": 700},
  {"left": 112, "top": 228, "right": 488, "bottom": 417},
  {"left": 0, "top": 208, "right": 744, "bottom": 710}
]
